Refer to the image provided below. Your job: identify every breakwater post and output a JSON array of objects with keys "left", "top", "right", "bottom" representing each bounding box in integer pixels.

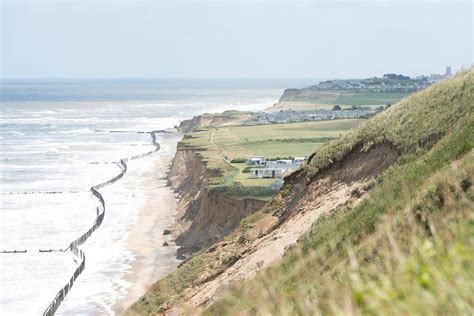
[{"left": 42, "top": 131, "right": 162, "bottom": 315}]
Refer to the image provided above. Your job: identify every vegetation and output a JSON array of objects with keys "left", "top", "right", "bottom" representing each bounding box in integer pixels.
[
  {"left": 278, "top": 90, "right": 409, "bottom": 107},
  {"left": 334, "top": 91, "right": 410, "bottom": 105},
  {"left": 306, "top": 69, "right": 473, "bottom": 176},
  {"left": 205, "top": 69, "right": 474, "bottom": 314},
  {"left": 129, "top": 70, "right": 473, "bottom": 316},
  {"left": 180, "top": 119, "right": 363, "bottom": 200}
]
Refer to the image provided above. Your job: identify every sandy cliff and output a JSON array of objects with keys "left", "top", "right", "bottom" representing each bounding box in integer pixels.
[
  {"left": 176, "top": 112, "right": 250, "bottom": 133},
  {"left": 167, "top": 141, "right": 266, "bottom": 258},
  {"left": 128, "top": 69, "right": 474, "bottom": 316}
]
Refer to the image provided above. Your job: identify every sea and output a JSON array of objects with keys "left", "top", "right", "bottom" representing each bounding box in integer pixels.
[{"left": 0, "top": 78, "right": 317, "bottom": 315}]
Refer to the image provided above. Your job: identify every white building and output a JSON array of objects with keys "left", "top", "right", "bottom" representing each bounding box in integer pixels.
[
  {"left": 249, "top": 168, "right": 287, "bottom": 179},
  {"left": 246, "top": 156, "right": 266, "bottom": 166},
  {"left": 267, "top": 160, "right": 294, "bottom": 169},
  {"left": 293, "top": 157, "right": 307, "bottom": 165}
]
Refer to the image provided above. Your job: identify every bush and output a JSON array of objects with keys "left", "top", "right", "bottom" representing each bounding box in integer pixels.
[
  {"left": 242, "top": 166, "right": 264, "bottom": 173},
  {"left": 231, "top": 158, "right": 247, "bottom": 163}
]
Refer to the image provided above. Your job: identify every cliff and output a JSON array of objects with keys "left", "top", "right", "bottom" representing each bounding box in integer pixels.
[
  {"left": 167, "top": 134, "right": 266, "bottom": 258},
  {"left": 176, "top": 111, "right": 251, "bottom": 133},
  {"left": 268, "top": 85, "right": 410, "bottom": 112},
  {"left": 129, "top": 69, "right": 474, "bottom": 315}
]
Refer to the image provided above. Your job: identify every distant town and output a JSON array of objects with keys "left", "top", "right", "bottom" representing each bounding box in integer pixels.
[
  {"left": 305, "top": 66, "right": 452, "bottom": 93},
  {"left": 259, "top": 67, "right": 454, "bottom": 126},
  {"left": 243, "top": 108, "right": 373, "bottom": 125}
]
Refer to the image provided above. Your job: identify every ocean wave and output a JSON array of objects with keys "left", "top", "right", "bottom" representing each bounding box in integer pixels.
[{"left": 55, "top": 128, "right": 94, "bottom": 134}]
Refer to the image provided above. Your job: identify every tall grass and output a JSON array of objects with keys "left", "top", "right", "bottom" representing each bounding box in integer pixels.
[
  {"left": 205, "top": 147, "right": 474, "bottom": 315},
  {"left": 204, "top": 69, "right": 474, "bottom": 315},
  {"left": 128, "top": 69, "right": 474, "bottom": 315}
]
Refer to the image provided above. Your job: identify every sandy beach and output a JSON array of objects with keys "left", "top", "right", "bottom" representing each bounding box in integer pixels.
[{"left": 112, "top": 132, "right": 183, "bottom": 314}]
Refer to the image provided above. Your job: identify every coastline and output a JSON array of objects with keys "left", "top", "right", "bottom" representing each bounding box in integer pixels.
[{"left": 112, "top": 132, "right": 183, "bottom": 314}]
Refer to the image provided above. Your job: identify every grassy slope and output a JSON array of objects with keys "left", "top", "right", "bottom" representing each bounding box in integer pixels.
[
  {"left": 205, "top": 70, "right": 474, "bottom": 314},
  {"left": 181, "top": 119, "right": 362, "bottom": 200},
  {"left": 334, "top": 91, "right": 410, "bottom": 105},
  {"left": 280, "top": 90, "right": 409, "bottom": 106},
  {"left": 128, "top": 70, "right": 473, "bottom": 315}
]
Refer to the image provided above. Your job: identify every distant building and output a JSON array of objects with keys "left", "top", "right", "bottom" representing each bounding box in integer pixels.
[
  {"left": 293, "top": 157, "right": 307, "bottom": 165},
  {"left": 267, "top": 160, "right": 294, "bottom": 170},
  {"left": 249, "top": 168, "right": 287, "bottom": 179},
  {"left": 246, "top": 156, "right": 266, "bottom": 166},
  {"left": 446, "top": 65, "right": 452, "bottom": 76},
  {"left": 429, "top": 66, "right": 453, "bottom": 82}
]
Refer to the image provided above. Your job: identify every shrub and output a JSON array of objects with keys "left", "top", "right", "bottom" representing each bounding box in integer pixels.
[{"left": 230, "top": 158, "right": 247, "bottom": 163}]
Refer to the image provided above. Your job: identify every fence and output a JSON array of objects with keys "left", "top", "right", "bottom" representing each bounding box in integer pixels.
[{"left": 42, "top": 131, "right": 162, "bottom": 315}]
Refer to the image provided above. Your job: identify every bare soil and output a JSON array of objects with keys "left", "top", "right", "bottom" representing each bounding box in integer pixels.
[{"left": 164, "top": 142, "right": 398, "bottom": 314}]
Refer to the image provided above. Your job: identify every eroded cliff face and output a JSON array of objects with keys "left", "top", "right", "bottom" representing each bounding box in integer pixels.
[
  {"left": 168, "top": 144, "right": 266, "bottom": 257},
  {"left": 164, "top": 142, "right": 400, "bottom": 313},
  {"left": 176, "top": 113, "right": 243, "bottom": 133}
]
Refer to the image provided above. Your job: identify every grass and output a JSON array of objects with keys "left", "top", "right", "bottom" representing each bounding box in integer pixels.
[
  {"left": 205, "top": 147, "right": 474, "bottom": 315},
  {"left": 129, "top": 70, "right": 473, "bottom": 316},
  {"left": 204, "top": 69, "right": 474, "bottom": 315},
  {"left": 279, "top": 90, "right": 409, "bottom": 107},
  {"left": 306, "top": 69, "right": 474, "bottom": 176},
  {"left": 181, "top": 119, "right": 363, "bottom": 200},
  {"left": 334, "top": 91, "right": 410, "bottom": 105}
]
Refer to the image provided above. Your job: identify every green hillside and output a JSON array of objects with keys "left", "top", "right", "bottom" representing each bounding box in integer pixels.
[
  {"left": 180, "top": 119, "right": 362, "bottom": 200},
  {"left": 128, "top": 69, "right": 473, "bottom": 315},
  {"left": 205, "top": 70, "right": 474, "bottom": 314}
]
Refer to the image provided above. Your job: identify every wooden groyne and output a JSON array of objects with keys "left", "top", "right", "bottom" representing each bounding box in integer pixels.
[
  {"left": 41, "top": 130, "right": 162, "bottom": 316},
  {"left": 2, "top": 190, "right": 83, "bottom": 195}
]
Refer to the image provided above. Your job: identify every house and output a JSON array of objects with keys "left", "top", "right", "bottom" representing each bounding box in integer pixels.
[
  {"left": 246, "top": 156, "right": 266, "bottom": 166},
  {"left": 249, "top": 168, "right": 287, "bottom": 179},
  {"left": 267, "top": 160, "right": 294, "bottom": 170},
  {"left": 293, "top": 156, "right": 307, "bottom": 165}
]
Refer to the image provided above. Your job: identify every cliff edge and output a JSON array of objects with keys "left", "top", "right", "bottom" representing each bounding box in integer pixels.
[
  {"left": 128, "top": 69, "right": 473, "bottom": 315},
  {"left": 166, "top": 145, "right": 265, "bottom": 257}
]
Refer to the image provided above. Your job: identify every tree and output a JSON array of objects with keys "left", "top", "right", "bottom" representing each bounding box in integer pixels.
[{"left": 332, "top": 105, "right": 342, "bottom": 111}]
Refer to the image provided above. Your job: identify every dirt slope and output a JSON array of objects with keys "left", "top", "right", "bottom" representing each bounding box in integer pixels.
[
  {"left": 164, "top": 142, "right": 398, "bottom": 313},
  {"left": 167, "top": 146, "right": 265, "bottom": 257}
]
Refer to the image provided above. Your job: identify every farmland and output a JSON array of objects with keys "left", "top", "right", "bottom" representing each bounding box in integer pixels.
[
  {"left": 334, "top": 91, "right": 410, "bottom": 105},
  {"left": 181, "top": 118, "right": 364, "bottom": 199},
  {"left": 270, "top": 90, "right": 409, "bottom": 111}
]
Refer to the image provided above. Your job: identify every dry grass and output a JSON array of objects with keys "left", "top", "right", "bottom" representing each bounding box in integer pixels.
[
  {"left": 205, "top": 150, "right": 474, "bottom": 315},
  {"left": 204, "top": 69, "right": 474, "bottom": 315},
  {"left": 181, "top": 119, "right": 362, "bottom": 199},
  {"left": 129, "top": 69, "right": 474, "bottom": 316}
]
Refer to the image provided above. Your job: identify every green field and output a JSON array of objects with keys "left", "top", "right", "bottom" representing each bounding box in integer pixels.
[
  {"left": 181, "top": 118, "right": 364, "bottom": 199},
  {"left": 129, "top": 70, "right": 474, "bottom": 316},
  {"left": 273, "top": 90, "right": 410, "bottom": 112},
  {"left": 203, "top": 69, "right": 474, "bottom": 315},
  {"left": 334, "top": 91, "right": 410, "bottom": 105}
]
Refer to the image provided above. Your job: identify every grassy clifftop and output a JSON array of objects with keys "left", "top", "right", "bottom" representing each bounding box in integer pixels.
[
  {"left": 180, "top": 118, "right": 362, "bottom": 200},
  {"left": 206, "top": 69, "right": 474, "bottom": 314},
  {"left": 129, "top": 69, "right": 473, "bottom": 315}
]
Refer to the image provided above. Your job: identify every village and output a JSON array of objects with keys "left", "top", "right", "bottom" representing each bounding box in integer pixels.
[
  {"left": 307, "top": 67, "right": 452, "bottom": 93},
  {"left": 243, "top": 108, "right": 373, "bottom": 125},
  {"left": 245, "top": 155, "right": 307, "bottom": 190},
  {"left": 312, "top": 76, "right": 430, "bottom": 93}
]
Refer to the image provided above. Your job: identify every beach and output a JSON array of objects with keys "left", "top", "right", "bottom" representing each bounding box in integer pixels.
[
  {"left": 0, "top": 78, "right": 283, "bottom": 314},
  {"left": 112, "top": 132, "right": 183, "bottom": 314}
]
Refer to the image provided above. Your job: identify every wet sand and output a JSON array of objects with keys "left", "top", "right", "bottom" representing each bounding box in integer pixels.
[{"left": 112, "top": 133, "right": 182, "bottom": 314}]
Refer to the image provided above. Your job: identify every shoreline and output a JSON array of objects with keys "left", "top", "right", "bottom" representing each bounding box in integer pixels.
[{"left": 112, "top": 132, "right": 183, "bottom": 314}]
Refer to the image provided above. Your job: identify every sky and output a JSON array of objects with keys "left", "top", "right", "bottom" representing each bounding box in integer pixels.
[{"left": 1, "top": 0, "right": 472, "bottom": 79}]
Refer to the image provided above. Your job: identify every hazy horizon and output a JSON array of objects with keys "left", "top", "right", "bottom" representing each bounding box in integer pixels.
[{"left": 1, "top": 0, "right": 472, "bottom": 79}]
